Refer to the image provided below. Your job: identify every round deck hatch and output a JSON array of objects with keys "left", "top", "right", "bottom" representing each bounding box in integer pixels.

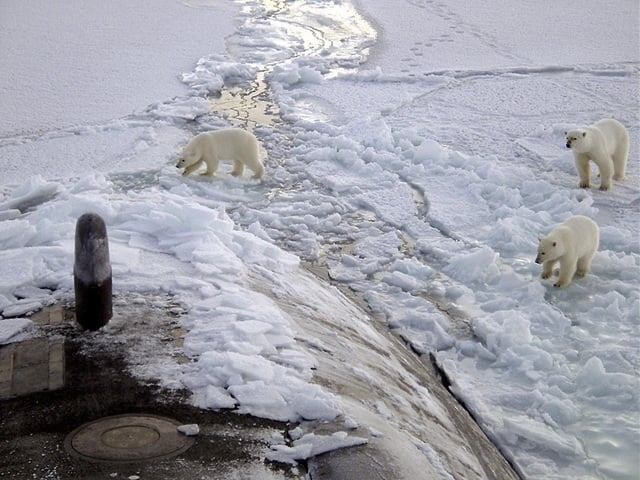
[{"left": 64, "top": 414, "right": 195, "bottom": 463}]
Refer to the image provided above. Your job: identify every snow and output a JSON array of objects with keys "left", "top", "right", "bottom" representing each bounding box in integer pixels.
[
  {"left": 1, "top": 0, "right": 639, "bottom": 479},
  {"left": 177, "top": 424, "right": 200, "bottom": 437},
  {"left": 0, "top": 318, "right": 34, "bottom": 345},
  {"left": 0, "top": 0, "right": 238, "bottom": 136},
  {"left": 267, "top": 431, "right": 368, "bottom": 465}
]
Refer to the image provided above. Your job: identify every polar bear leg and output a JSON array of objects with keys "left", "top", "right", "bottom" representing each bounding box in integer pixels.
[
  {"left": 595, "top": 157, "right": 613, "bottom": 191},
  {"left": 250, "top": 161, "right": 264, "bottom": 179},
  {"left": 230, "top": 160, "right": 245, "bottom": 177},
  {"left": 202, "top": 158, "right": 219, "bottom": 176},
  {"left": 576, "top": 256, "right": 590, "bottom": 277},
  {"left": 555, "top": 257, "right": 577, "bottom": 288},
  {"left": 574, "top": 154, "right": 590, "bottom": 188},
  {"left": 183, "top": 159, "right": 204, "bottom": 176},
  {"left": 241, "top": 154, "right": 264, "bottom": 179},
  {"left": 576, "top": 245, "right": 597, "bottom": 277},
  {"left": 541, "top": 260, "right": 555, "bottom": 279},
  {"left": 612, "top": 133, "right": 629, "bottom": 180}
]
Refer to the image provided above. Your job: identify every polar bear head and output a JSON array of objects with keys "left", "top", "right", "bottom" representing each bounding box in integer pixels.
[
  {"left": 564, "top": 129, "right": 590, "bottom": 153},
  {"left": 176, "top": 136, "right": 202, "bottom": 169},
  {"left": 535, "top": 235, "right": 564, "bottom": 264}
]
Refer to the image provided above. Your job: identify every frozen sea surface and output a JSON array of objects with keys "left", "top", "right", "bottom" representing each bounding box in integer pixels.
[{"left": 1, "top": 0, "right": 638, "bottom": 478}]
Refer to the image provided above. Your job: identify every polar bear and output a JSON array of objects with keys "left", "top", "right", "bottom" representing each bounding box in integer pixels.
[
  {"left": 176, "top": 128, "right": 264, "bottom": 179},
  {"left": 535, "top": 215, "right": 599, "bottom": 288},
  {"left": 565, "top": 119, "right": 629, "bottom": 191}
]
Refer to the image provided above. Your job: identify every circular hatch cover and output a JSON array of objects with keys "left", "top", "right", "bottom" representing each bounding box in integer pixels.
[{"left": 64, "top": 414, "right": 195, "bottom": 463}]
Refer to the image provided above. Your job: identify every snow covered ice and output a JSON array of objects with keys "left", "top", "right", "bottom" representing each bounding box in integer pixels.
[{"left": 1, "top": 0, "right": 638, "bottom": 479}]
